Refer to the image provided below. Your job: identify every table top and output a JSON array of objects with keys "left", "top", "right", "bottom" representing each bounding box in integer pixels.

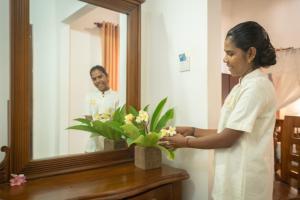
[{"left": 0, "top": 162, "right": 189, "bottom": 200}]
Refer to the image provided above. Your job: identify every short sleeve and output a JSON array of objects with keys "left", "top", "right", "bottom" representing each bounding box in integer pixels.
[
  {"left": 112, "top": 91, "right": 120, "bottom": 110},
  {"left": 226, "top": 83, "right": 266, "bottom": 133}
]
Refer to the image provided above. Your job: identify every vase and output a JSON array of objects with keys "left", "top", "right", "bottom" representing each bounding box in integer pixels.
[
  {"left": 104, "top": 138, "right": 127, "bottom": 151},
  {"left": 134, "top": 146, "right": 162, "bottom": 170}
]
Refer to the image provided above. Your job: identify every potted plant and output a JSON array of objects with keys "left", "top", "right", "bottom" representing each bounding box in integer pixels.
[
  {"left": 121, "top": 97, "right": 176, "bottom": 170},
  {"left": 67, "top": 106, "right": 127, "bottom": 151}
]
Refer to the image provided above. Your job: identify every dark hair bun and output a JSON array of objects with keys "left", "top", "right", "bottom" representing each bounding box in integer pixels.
[
  {"left": 226, "top": 21, "right": 276, "bottom": 68},
  {"left": 256, "top": 41, "right": 276, "bottom": 67}
]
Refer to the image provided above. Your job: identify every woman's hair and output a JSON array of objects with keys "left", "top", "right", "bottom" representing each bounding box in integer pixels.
[
  {"left": 226, "top": 21, "right": 276, "bottom": 68},
  {"left": 89, "top": 65, "right": 108, "bottom": 77}
]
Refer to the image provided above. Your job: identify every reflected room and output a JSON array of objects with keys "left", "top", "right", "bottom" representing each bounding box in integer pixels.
[{"left": 30, "top": 1, "right": 127, "bottom": 159}]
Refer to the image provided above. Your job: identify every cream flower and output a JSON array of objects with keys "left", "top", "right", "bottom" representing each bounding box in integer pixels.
[
  {"left": 160, "top": 126, "right": 176, "bottom": 137},
  {"left": 125, "top": 114, "right": 134, "bottom": 124},
  {"left": 168, "top": 126, "right": 176, "bottom": 136},
  {"left": 92, "top": 113, "right": 111, "bottom": 122},
  {"left": 99, "top": 113, "right": 111, "bottom": 122},
  {"left": 136, "top": 110, "right": 149, "bottom": 123},
  {"left": 160, "top": 128, "right": 168, "bottom": 138},
  {"left": 92, "top": 113, "right": 100, "bottom": 121}
]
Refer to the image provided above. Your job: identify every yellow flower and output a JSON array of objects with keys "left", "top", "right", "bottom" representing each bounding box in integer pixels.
[
  {"left": 136, "top": 110, "right": 149, "bottom": 123},
  {"left": 125, "top": 114, "right": 134, "bottom": 124}
]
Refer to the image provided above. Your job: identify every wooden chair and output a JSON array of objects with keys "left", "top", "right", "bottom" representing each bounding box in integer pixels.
[
  {"left": 281, "top": 115, "right": 300, "bottom": 188},
  {"left": 275, "top": 119, "right": 284, "bottom": 177},
  {"left": 273, "top": 116, "right": 300, "bottom": 200}
]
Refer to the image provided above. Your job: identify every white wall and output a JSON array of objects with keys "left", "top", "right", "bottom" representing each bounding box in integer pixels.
[
  {"left": 68, "top": 28, "right": 101, "bottom": 154},
  {"left": 56, "top": 2, "right": 92, "bottom": 156},
  {"left": 31, "top": 0, "right": 59, "bottom": 159},
  {"left": 119, "top": 14, "right": 127, "bottom": 105},
  {"left": 222, "top": 0, "right": 300, "bottom": 70},
  {"left": 141, "top": 0, "right": 222, "bottom": 199},
  {"left": 222, "top": 0, "right": 300, "bottom": 116},
  {"left": 0, "top": 0, "right": 10, "bottom": 161},
  {"left": 30, "top": 0, "right": 86, "bottom": 159}
]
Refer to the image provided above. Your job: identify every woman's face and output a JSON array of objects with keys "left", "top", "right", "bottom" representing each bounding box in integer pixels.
[
  {"left": 90, "top": 69, "right": 109, "bottom": 92},
  {"left": 223, "top": 37, "right": 253, "bottom": 77}
]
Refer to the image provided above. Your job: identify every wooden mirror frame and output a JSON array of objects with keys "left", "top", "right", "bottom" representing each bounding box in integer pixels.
[{"left": 7, "top": 0, "right": 144, "bottom": 180}]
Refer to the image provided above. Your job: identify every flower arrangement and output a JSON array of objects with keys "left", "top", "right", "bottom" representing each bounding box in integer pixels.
[
  {"left": 121, "top": 97, "right": 176, "bottom": 160},
  {"left": 67, "top": 97, "right": 176, "bottom": 160},
  {"left": 67, "top": 106, "right": 127, "bottom": 141}
]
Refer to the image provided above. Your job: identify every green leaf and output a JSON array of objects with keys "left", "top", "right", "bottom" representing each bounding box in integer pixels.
[
  {"left": 150, "top": 97, "right": 167, "bottom": 131},
  {"left": 92, "top": 121, "right": 114, "bottom": 139},
  {"left": 121, "top": 124, "right": 140, "bottom": 139},
  {"left": 155, "top": 108, "right": 174, "bottom": 132},
  {"left": 113, "top": 105, "right": 126, "bottom": 123},
  {"left": 92, "top": 121, "right": 105, "bottom": 133},
  {"left": 128, "top": 135, "right": 145, "bottom": 147},
  {"left": 143, "top": 104, "right": 150, "bottom": 112},
  {"left": 102, "top": 122, "right": 122, "bottom": 140},
  {"left": 143, "top": 132, "right": 160, "bottom": 147},
  {"left": 105, "top": 121, "right": 123, "bottom": 134},
  {"left": 126, "top": 138, "right": 134, "bottom": 146},
  {"left": 129, "top": 106, "right": 139, "bottom": 116},
  {"left": 156, "top": 144, "right": 175, "bottom": 160},
  {"left": 74, "top": 118, "right": 91, "bottom": 126},
  {"left": 67, "top": 125, "right": 98, "bottom": 134}
]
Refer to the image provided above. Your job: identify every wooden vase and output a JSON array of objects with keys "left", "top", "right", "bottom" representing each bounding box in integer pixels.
[
  {"left": 134, "top": 146, "right": 162, "bottom": 170},
  {"left": 104, "top": 138, "right": 127, "bottom": 151}
]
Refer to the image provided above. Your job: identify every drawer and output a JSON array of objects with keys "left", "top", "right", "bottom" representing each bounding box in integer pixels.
[{"left": 126, "top": 184, "right": 173, "bottom": 200}]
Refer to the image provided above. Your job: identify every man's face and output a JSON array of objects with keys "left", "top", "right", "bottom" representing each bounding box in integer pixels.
[{"left": 90, "top": 69, "right": 109, "bottom": 92}]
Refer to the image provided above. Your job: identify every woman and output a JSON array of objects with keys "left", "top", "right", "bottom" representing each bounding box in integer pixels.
[
  {"left": 84, "top": 65, "right": 119, "bottom": 152},
  {"left": 163, "top": 21, "right": 277, "bottom": 200}
]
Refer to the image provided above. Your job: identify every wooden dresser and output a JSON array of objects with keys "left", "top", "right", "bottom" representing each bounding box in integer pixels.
[{"left": 0, "top": 163, "right": 189, "bottom": 200}]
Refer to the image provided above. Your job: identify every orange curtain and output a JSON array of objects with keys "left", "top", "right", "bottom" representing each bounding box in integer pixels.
[{"left": 101, "top": 22, "right": 120, "bottom": 91}]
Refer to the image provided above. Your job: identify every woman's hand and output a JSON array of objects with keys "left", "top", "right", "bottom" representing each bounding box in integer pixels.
[
  {"left": 160, "top": 134, "right": 187, "bottom": 149},
  {"left": 175, "top": 127, "right": 195, "bottom": 137}
]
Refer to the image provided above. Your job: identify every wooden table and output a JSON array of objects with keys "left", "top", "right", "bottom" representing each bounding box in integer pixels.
[{"left": 0, "top": 163, "right": 189, "bottom": 200}]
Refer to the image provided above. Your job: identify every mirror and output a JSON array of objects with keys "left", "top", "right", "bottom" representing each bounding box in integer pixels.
[
  {"left": 30, "top": 0, "right": 128, "bottom": 159},
  {"left": 10, "top": 0, "right": 143, "bottom": 178},
  {"left": 0, "top": 0, "right": 10, "bottom": 162}
]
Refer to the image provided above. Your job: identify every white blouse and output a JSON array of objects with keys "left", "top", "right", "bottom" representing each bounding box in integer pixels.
[
  {"left": 84, "top": 89, "right": 119, "bottom": 152},
  {"left": 212, "top": 69, "right": 276, "bottom": 200}
]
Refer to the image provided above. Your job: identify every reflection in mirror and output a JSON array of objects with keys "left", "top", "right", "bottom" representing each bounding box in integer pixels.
[
  {"left": 0, "top": 0, "right": 10, "bottom": 162},
  {"left": 30, "top": 0, "right": 127, "bottom": 159}
]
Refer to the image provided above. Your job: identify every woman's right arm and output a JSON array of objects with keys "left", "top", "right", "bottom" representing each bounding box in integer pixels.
[{"left": 176, "top": 127, "right": 217, "bottom": 137}]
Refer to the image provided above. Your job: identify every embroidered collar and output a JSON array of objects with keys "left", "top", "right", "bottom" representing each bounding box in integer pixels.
[
  {"left": 239, "top": 68, "right": 264, "bottom": 85},
  {"left": 99, "top": 89, "right": 111, "bottom": 96}
]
